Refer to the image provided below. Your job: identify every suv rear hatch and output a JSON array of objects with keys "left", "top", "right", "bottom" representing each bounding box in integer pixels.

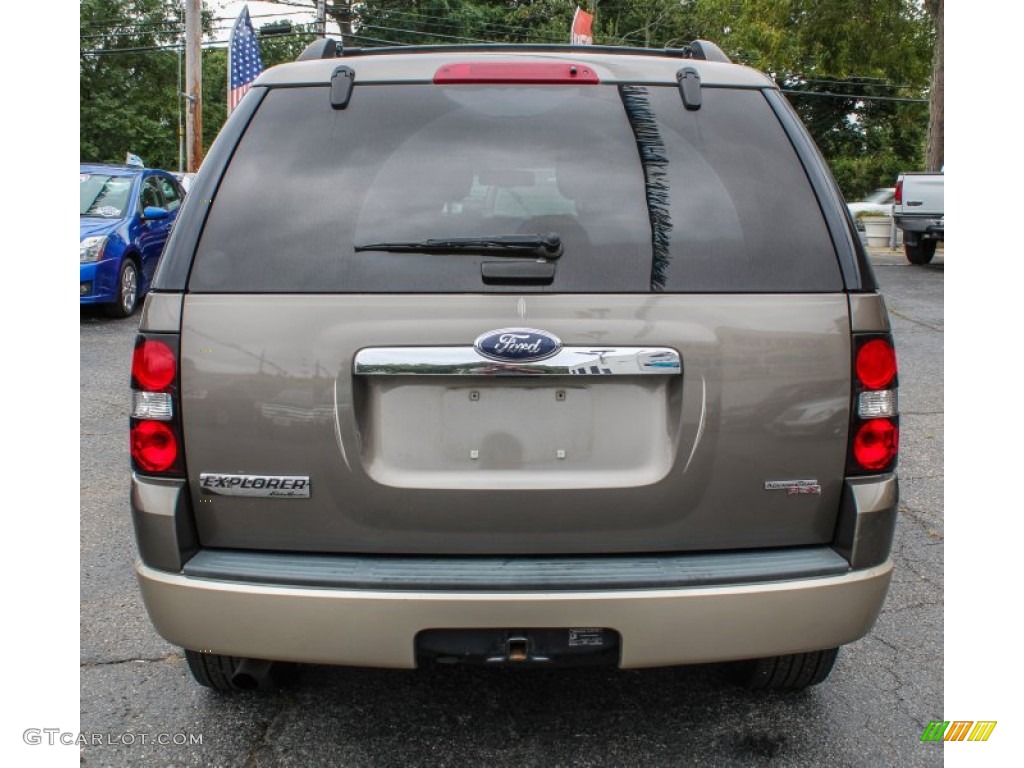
[{"left": 178, "top": 67, "right": 851, "bottom": 555}]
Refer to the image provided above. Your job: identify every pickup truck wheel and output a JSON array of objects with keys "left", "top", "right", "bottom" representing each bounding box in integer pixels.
[
  {"left": 905, "top": 240, "right": 936, "bottom": 265},
  {"left": 726, "top": 648, "right": 839, "bottom": 690}
]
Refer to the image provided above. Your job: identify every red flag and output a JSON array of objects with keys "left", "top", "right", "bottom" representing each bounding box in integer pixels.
[{"left": 571, "top": 7, "right": 593, "bottom": 45}]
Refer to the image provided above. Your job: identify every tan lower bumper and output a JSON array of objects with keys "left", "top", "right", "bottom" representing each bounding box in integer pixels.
[{"left": 137, "top": 560, "right": 893, "bottom": 668}]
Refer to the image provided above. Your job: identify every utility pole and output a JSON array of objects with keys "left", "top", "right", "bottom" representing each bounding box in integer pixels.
[
  {"left": 925, "top": 0, "right": 943, "bottom": 171},
  {"left": 317, "top": 1, "right": 326, "bottom": 38},
  {"left": 185, "top": 0, "right": 203, "bottom": 172}
]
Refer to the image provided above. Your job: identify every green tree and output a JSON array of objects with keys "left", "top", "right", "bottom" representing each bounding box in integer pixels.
[
  {"left": 81, "top": 1, "right": 317, "bottom": 168},
  {"left": 680, "top": 0, "right": 934, "bottom": 197},
  {"left": 80, "top": 0, "right": 190, "bottom": 169},
  {"left": 84, "top": 0, "right": 936, "bottom": 196}
]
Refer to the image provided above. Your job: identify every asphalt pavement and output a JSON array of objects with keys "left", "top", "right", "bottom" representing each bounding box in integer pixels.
[{"left": 78, "top": 247, "right": 943, "bottom": 767}]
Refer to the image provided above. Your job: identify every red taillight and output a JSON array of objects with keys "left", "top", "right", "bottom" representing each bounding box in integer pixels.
[
  {"left": 131, "top": 420, "right": 179, "bottom": 473},
  {"left": 856, "top": 338, "right": 897, "bottom": 390},
  {"left": 848, "top": 333, "right": 899, "bottom": 474},
  {"left": 434, "top": 61, "right": 599, "bottom": 84},
  {"left": 132, "top": 339, "right": 176, "bottom": 391},
  {"left": 852, "top": 419, "right": 899, "bottom": 470},
  {"left": 130, "top": 333, "right": 184, "bottom": 477},
  {"left": 894, "top": 180, "right": 903, "bottom": 205}
]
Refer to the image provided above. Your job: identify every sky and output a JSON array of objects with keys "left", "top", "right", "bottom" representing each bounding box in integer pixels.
[{"left": 212, "top": 1, "right": 318, "bottom": 41}]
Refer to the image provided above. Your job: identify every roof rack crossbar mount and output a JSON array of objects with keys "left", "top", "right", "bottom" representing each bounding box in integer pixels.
[
  {"left": 683, "top": 40, "right": 731, "bottom": 63},
  {"left": 297, "top": 38, "right": 342, "bottom": 61}
]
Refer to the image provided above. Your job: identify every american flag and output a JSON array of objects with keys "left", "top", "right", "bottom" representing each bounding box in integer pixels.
[{"left": 228, "top": 5, "right": 264, "bottom": 115}]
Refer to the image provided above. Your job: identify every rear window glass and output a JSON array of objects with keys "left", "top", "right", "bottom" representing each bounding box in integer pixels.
[{"left": 190, "top": 84, "right": 841, "bottom": 293}]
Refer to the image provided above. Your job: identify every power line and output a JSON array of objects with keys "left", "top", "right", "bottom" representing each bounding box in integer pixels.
[
  {"left": 81, "top": 30, "right": 318, "bottom": 57},
  {"left": 81, "top": 9, "right": 311, "bottom": 31},
  {"left": 787, "top": 77, "right": 923, "bottom": 92},
  {"left": 359, "top": 24, "right": 492, "bottom": 45},
  {"left": 355, "top": 8, "right": 569, "bottom": 43},
  {"left": 780, "top": 89, "right": 928, "bottom": 103}
]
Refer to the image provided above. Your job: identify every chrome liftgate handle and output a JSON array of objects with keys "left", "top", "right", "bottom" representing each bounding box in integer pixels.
[{"left": 353, "top": 347, "right": 681, "bottom": 377}]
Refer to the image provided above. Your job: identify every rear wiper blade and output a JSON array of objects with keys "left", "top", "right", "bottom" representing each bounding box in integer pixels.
[{"left": 354, "top": 234, "right": 562, "bottom": 259}]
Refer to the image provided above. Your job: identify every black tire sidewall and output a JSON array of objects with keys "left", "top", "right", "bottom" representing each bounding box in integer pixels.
[{"left": 105, "top": 259, "right": 139, "bottom": 318}]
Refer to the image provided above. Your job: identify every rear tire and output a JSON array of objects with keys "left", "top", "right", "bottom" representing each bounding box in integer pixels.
[
  {"left": 104, "top": 259, "right": 139, "bottom": 317},
  {"left": 184, "top": 649, "right": 287, "bottom": 691},
  {"left": 904, "top": 240, "right": 936, "bottom": 265},
  {"left": 185, "top": 650, "right": 247, "bottom": 691},
  {"left": 726, "top": 648, "right": 839, "bottom": 691}
]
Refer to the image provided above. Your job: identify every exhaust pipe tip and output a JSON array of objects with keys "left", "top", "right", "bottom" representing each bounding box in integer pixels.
[{"left": 230, "top": 658, "right": 278, "bottom": 691}]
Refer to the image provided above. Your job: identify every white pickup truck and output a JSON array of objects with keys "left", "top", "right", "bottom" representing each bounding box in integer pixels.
[{"left": 893, "top": 171, "right": 943, "bottom": 264}]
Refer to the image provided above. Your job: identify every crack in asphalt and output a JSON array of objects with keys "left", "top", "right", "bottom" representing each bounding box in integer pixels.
[
  {"left": 81, "top": 653, "right": 182, "bottom": 668},
  {"left": 867, "top": 634, "right": 935, "bottom": 730},
  {"left": 897, "top": 473, "right": 944, "bottom": 481},
  {"left": 881, "top": 599, "right": 942, "bottom": 615},
  {"left": 892, "top": 536, "right": 942, "bottom": 589},
  {"left": 887, "top": 308, "right": 943, "bottom": 333},
  {"left": 899, "top": 504, "right": 944, "bottom": 534},
  {"left": 242, "top": 695, "right": 292, "bottom": 767}
]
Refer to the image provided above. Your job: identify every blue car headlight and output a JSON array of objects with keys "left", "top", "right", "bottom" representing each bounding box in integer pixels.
[{"left": 80, "top": 235, "right": 108, "bottom": 263}]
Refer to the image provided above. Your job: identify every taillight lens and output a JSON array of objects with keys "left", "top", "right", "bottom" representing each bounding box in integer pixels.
[
  {"left": 130, "top": 333, "right": 184, "bottom": 477},
  {"left": 856, "top": 338, "right": 897, "bottom": 390},
  {"left": 131, "top": 420, "right": 179, "bottom": 472},
  {"left": 132, "top": 339, "right": 176, "bottom": 391},
  {"left": 848, "top": 334, "right": 899, "bottom": 474},
  {"left": 894, "top": 180, "right": 903, "bottom": 205},
  {"left": 852, "top": 419, "right": 899, "bottom": 470}
]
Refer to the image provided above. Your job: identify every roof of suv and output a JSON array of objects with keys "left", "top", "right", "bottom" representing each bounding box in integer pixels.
[{"left": 253, "top": 45, "right": 775, "bottom": 89}]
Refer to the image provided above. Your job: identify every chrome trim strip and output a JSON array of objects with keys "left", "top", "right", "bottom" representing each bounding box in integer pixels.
[
  {"left": 354, "top": 346, "right": 681, "bottom": 376},
  {"left": 682, "top": 374, "right": 706, "bottom": 474}
]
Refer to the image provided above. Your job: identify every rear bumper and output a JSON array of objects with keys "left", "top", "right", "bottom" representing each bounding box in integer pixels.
[
  {"left": 894, "top": 215, "right": 943, "bottom": 239},
  {"left": 136, "top": 559, "right": 892, "bottom": 669}
]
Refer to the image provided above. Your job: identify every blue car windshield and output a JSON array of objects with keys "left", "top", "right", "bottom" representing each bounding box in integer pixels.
[{"left": 80, "top": 173, "right": 133, "bottom": 218}]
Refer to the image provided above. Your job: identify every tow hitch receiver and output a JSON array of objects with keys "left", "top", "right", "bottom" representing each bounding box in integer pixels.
[{"left": 416, "top": 628, "right": 621, "bottom": 667}]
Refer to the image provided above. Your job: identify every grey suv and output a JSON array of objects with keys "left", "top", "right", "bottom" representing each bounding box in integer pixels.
[{"left": 129, "top": 41, "right": 899, "bottom": 692}]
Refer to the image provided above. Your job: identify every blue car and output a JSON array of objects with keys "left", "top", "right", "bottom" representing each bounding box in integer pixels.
[{"left": 80, "top": 164, "right": 185, "bottom": 317}]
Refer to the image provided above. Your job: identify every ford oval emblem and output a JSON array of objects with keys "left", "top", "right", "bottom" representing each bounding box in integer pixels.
[{"left": 474, "top": 328, "right": 562, "bottom": 363}]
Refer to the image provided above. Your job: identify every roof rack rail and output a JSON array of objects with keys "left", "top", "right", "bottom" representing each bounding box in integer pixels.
[
  {"left": 295, "top": 42, "right": 733, "bottom": 61},
  {"left": 295, "top": 39, "right": 732, "bottom": 64},
  {"left": 297, "top": 38, "right": 342, "bottom": 61}
]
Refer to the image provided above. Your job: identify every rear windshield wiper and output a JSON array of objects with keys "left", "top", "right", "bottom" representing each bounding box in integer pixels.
[{"left": 354, "top": 234, "right": 562, "bottom": 259}]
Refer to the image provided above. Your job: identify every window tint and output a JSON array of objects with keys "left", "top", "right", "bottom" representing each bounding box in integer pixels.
[
  {"left": 190, "top": 83, "right": 840, "bottom": 293},
  {"left": 192, "top": 85, "right": 650, "bottom": 293},
  {"left": 643, "top": 87, "right": 841, "bottom": 292},
  {"left": 156, "top": 176, "right": 182, "bottom": 211},
  {"left": 141, "top": 178, "right": 163, "bottom": 210}
]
